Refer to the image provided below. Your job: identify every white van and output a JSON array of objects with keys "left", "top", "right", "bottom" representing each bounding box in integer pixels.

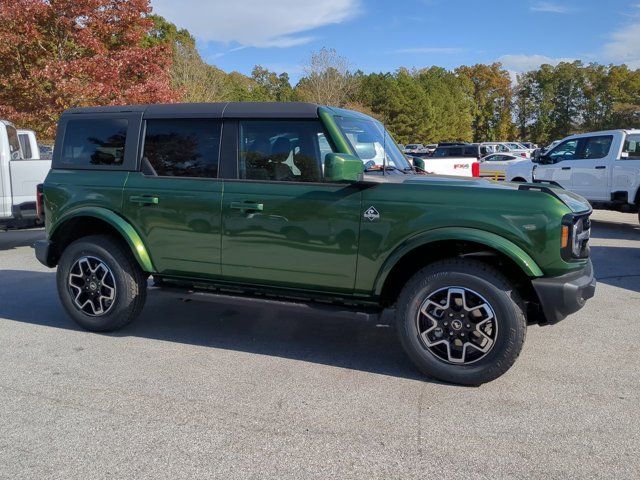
[{"left": 1, "top": 121, "right": 51, "bottom": 228}]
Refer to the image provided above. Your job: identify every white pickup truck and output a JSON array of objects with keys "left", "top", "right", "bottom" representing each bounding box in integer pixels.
[
  {"left": 416, "top": 143, "right": 483, "bottom": 177},
  {"left": 506, "top": 129, "right": 640, "bottom": 222},
  {"left": 1, "top": 120, "right": 51, "bottom": 228}
]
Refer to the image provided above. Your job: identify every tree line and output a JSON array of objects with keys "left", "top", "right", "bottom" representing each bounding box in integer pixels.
[{"left": 2, "top": 1, "right": 640, "bottom": 145}]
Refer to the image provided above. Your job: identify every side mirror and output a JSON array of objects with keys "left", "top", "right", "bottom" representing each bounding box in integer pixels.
[
  {"left": 411, "top": 156, "right": 425, "bottom": 170},
  {"left": 324, "top": 153, "right": 364, "bottom": 182}
]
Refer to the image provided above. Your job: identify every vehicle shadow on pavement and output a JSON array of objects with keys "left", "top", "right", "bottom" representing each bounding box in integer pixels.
[
  {"left": 590, "top": 245, "right": 640, "bottom": 293},
  {"left": 0, "top": 228, "right": 45, "bottom": 252},
  {"left": 590, "top": 219, "right": 640, "bottom": 240},
  {"left": 0, "top": 269, "right": 432, "bottom": 383},
  {"left": 589, "top": 219, "right": 640, "bottom": 293}
]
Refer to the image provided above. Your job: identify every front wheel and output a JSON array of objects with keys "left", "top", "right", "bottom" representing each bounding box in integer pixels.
[
  {"left": 396, "top": 258, "right": 527, "bottom": 385},
  {"left": 56, "top": 235, "right": 147, "bottom": 332}
]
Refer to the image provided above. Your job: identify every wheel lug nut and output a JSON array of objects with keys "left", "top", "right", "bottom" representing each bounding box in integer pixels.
[
  {"left": 449, "top": 313, "right": 453, "bottom": 317},
  {"left": 444, "top": 322, "right": 448, "bottom": 326},
  {"left": 466, "top": 324, "right": 471, "bottom": 328},
  {"left": 460, "top": 333, "right": 465, "bottom": 337}
]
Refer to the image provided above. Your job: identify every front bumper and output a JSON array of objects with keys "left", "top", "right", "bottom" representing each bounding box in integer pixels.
[
  {"left": 34, "top": 240, "right": 56, "bottom": 268},
  {"left": 531, "top": 260, "right": 596, "bottom": 324}
]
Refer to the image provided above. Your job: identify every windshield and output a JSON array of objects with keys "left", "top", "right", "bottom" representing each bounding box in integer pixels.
[{"left": 334, "top": 116, "right": 411, "bottom": 171}]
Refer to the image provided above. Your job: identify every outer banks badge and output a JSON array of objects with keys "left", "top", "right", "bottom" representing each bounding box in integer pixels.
[{"left": 363, "top": 206, "right": 380, "bottom": 222}]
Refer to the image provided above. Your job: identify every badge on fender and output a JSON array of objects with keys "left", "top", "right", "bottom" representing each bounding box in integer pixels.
[{"left": 363, "top": 206, "right": 380, "bottom": 222}]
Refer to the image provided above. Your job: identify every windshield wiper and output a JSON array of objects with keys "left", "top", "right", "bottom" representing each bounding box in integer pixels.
[{"left": 364, "top": 165, "right": 397, "bottom": 172}]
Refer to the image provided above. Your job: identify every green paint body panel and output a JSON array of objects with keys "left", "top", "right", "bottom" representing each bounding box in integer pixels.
[
  {"left": 41, "top": 104, "right": 593, "bottom": 308},
  {"left": 44, "top": 170, "right": 155, "bottom": 272}
]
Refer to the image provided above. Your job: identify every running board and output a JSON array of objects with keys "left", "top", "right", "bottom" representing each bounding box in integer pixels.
[{"left": 149, "top": 285, "right": 387, "bottom": 323}]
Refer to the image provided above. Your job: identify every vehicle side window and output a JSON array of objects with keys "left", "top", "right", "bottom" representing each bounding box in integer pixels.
[
  {"left": 142, "top": 119, "right": 221, "bottom": 178},
  {"left": 463, "top": 146, "right": 477, "bottom": 156},
  {"left": 6, "top": 125, "right": 22, "bottom": 160},
  {"left": 238, "top": 120, "right": 333, "bottom": 182},
  {"left": 578, "top": 135, "right": 612, "bottom": 160},
  {"left": 548, "top": 140, "right": 578, "bottom": 162},
  {"left": 622, "top": 134, "right": 640, "bottom": 160},
  {"left": 19, "top": 134, "right": 32, "bottom": 159},
  {"left": 60, "top": 118, "right": 127, "bottom": 167}
]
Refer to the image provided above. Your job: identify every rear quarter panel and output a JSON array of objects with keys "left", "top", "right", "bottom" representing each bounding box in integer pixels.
[{"left": 43, "top": 170, "right": 129, "bottom": 235}]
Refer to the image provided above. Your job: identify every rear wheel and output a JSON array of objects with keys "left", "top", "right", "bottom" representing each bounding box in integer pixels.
[
  {"left": 396, "top": 258, "right": 526, "bottom": 385},
  {"left": 56, "top": 235, "right": 147, "bottom": 332}
]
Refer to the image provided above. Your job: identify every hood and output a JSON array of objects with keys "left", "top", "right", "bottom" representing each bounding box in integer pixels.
[{"left": 399, "top": 175, "right": 592, "bottom": 214}]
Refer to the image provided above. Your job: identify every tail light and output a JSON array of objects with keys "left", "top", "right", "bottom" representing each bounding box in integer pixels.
[
  {"left": 36, "top": 184, "right": 44, "bottom": 221},
  {"left": 471, "top": 162, "right": 480, "bottom": 177}
]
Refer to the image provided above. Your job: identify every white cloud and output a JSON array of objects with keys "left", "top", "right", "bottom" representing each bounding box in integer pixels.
[
  {"left": 602, "top": 23, "right": 640, "bottom": 69},
  {"left": 498, "top": 54, "right": 576, "bottom": 71},
  {"left": 530, "top": 2, "right": 571, "bottom": 13},
  {"left": 396, "top": 47, "right": 464, "bottom": 54},
  {"left": 150, "top": 0, "right": 360, "bottom": 48}
]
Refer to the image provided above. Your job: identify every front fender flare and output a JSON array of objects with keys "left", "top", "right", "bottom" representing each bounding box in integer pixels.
[
  {"left": 373, "top": 227, "right": 544, "bottom": 296},
  {"left": 51, "top": 207, "right": 155, "bottom": 273}
]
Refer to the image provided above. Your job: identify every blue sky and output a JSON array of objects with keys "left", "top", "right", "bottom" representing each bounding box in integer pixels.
[{"left": 151, "top": 0, "right": 640, "bottom": 82}]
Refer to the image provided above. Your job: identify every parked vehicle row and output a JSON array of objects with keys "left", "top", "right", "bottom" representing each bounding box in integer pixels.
[{"left": 0, "top": 120, "right": 50, "bottom": 229}]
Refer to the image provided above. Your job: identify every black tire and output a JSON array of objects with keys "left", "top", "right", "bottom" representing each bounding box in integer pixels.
[
  {"left": 56, "top": 235, "right": 147, "bottom": 332},
  {"left": 396, "top": 258, "right": 526, "bottom": 386}
]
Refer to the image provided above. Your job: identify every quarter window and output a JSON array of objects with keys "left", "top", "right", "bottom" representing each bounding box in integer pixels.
[
  {"left": 239, "top": 120, "right": 333, "bottom": 182},
  {"left": 61, "top": 118, "right": 127, "bottom": 167},
  {"left": 142, "top": 119, "right": 221, "bottom": 177}
]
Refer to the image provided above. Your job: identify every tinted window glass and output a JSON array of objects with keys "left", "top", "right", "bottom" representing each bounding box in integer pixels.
[
  {"left": 623, "top": 134, "right": 640, "bottom": 159},
  {"left": 19, "top": 133, "right": 32, "bottom": 159},
  {"left": 239, "top": 120, "right": 333, "bottom": 182},
  {"left": 579, "top": 135, "right": 612, "bottom": 160},
  {"left": 61, "top": 119, "right": 127, "bottom": 167},
  {"left": 463, "top": 146, "right": 477, "bottom": 156},
  {"left": 6, "top": 125, "right": 22, "bottom": 160},
  {"left": 143, "top": 119, "right": 220, "bottom": 177}
]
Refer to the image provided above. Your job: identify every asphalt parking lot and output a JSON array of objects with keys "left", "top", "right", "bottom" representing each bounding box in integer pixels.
[{"left": 0, "top": 210, "right": 639, "bottom": 479}]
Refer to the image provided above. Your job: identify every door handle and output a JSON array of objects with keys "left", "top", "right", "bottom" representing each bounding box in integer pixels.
[
  {"left": 230, "top": 201, "right": 264, "bottom": 212},
  {"left": 129, "top": 195, "right": 159, "bottom": 205},
  {"left": 561, "top": 167, "right": 571, "bottom": 170},
  {"left": 595, "top": 165, "right": 606, "bottom": 169}
]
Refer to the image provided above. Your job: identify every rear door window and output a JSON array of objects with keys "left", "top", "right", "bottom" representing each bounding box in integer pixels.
[
  {"left": 60, "top": 118, "right": 128, "bottom": 167},
  {"left": 578, "top": 136, "right": 613, "bottom": 160},
  {"left": 622, "top": 134, "right": 640, "bottom": 159},
  {"left": 142, "top": 119, "right": 221, "bottom": 178},
  {"left": 6, "top": 125, "right": 22, "bottom": 160}
]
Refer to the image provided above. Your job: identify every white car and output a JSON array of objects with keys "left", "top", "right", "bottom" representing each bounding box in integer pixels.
[
  {"left": 479, "top": 153, "right": 528, "bottom": 181},
  {"left": 482, "top": 142, "right": 531, "bottom": 159}
]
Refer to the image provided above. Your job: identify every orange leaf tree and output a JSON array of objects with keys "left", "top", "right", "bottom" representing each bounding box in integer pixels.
[{"left": 0, "top": 0, "right": 177, "bottom": 140}]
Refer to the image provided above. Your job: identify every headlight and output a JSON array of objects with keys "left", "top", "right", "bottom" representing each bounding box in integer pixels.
[{"left": 561, "top": 215, "right": 591, "bottom": 260}]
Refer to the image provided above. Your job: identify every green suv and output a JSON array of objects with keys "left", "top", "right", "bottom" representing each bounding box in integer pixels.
[{"left": 35, "top": 102, "right": 596, "bottom": 385}]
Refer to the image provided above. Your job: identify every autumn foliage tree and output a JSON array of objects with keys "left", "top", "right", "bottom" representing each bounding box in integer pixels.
[{"left": 0, "top": 0, "right": 177, "bottom": 139}]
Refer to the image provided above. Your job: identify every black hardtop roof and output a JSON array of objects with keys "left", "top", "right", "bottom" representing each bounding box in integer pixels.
[{"left": 62, "top": 102, "right": 321, "bottom": 118}]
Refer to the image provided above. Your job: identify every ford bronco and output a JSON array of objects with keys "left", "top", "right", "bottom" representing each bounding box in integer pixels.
[{"left": 35, "top": 102, "right": 595, "bottom": 385}]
